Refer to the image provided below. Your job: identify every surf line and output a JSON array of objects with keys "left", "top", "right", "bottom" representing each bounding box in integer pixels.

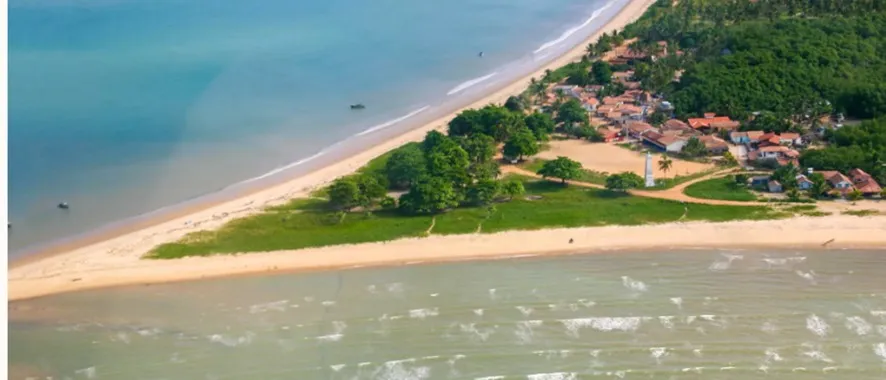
[
  {"left": 356, "top": 105, "right": 431, "bottom": 136},
  {"left": 446, "top": 72, "right": 498, "bottom": 96}
]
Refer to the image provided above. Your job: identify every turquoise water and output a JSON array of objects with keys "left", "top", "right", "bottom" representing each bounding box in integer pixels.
[
  {"left": 8, "top": 0, "right": 624, "bottom": 255},
  {"left": 9, "top": 249, "right": 886, "bottom": 379}
]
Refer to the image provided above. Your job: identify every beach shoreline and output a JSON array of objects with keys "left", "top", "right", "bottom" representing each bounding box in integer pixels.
[
  {"left": 8, "top": 0, "right": 666, "bottom": 299},
  {"left": 9, "top": 216, "right": 886, "bottom": 301}
]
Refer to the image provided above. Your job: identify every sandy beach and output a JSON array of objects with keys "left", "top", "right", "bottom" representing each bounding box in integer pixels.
[{"left": 12, "top": 0, "right": 809, "bottom": 302}]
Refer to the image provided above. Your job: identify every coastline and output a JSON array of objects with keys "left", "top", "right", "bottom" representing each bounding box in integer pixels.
[
  {"left": 8, "top": 0, "right": 660, "bottom": 298},
  {"left": 9, "top": 216, "right": 886, "bottom": 301}
]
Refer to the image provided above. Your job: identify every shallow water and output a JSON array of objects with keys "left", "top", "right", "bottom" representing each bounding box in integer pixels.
[
  {"left": 8, "top": 0, "right": 621, "bottom": 255},
  {"left": 9, "top": 249, "right": 886, "bottom": 379}
]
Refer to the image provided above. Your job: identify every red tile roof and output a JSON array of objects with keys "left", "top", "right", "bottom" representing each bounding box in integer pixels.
[
  {"left": 849, "top": 168, "right": 882, "bottom": 194},
  {"left": 687, "top": 115, "right": 736, "bottom": 129}
]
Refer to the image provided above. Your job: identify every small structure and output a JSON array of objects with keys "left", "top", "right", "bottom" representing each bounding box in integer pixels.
[
  {"left": 819, "top": 170, "right": 855, "bottom": 197},
  {"left": 750, "top": 176, "right": 770, "bottom": 188},
  {"left": 849, "top": 168, "right": 882, "bottom": 197},
  {"left": 795, "top": 174, "right": 814, "bottom": 190},
  {"left": 58, "top": 202, "right": 70, "bottom": 209},
  {"left": 767, "top": 180, "right": 784, "bottom": 193},
  {"left": 687, "top": 113, "right": 740, "bottom": 132},
  {"left": 697, "top": 135, "right": 729, "bottom": 155},
  {"left": 644, "top": 151, "right": 656, "bottom": 188}
]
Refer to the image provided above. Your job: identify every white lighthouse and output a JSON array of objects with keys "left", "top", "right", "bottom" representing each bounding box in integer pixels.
[{"left": 644, "top": 151, "right": 655, "bottom": 188}]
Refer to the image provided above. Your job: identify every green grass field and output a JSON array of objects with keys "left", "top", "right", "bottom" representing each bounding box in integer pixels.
[
  {"left": 520, "top": 158, "right": 715, "bottom": 190},
  {"left": 683, "top": 176, "right": 758, "bottom": 202},
  {"left": 147, "top": 176, "right": 784, "bottom": 259}
]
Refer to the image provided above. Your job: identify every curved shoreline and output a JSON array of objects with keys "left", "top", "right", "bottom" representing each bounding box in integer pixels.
[
  {"left": 9, "top": 216, "right": 886, "bottom": 301},
  {"left": 8, "top": 0, "right": 662, "bottom": 299}
]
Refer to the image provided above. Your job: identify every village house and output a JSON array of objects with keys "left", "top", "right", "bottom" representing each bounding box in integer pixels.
[
  {"left": 756, "top": 132, "right": 803, "bottom": 148},
  {"left": 687, "top": 113, "right": 740, "bottom": 133},
  {"left": 661, "top": 119, "right": 696, "bottom": 135},
  {"left": 818, "top": 170, "right": 855, "bottom": 196},
  {"left": 624, "top": 90, "right": 652, "bottom": 105},
  {"left": 618, "top": 104, "right": 645, "bottom": 121},
  {"left": 749, "top": 146, "right": 800, "bottom": 166},
  {"left": 623, "top": 121, "right": 655, "bottom": 139},
  {"left": 611, "top": 71, "right": 634, "bottom": 83},
  {"left": 597, "top": 126, "right": 622, "bottom": 142},
  {"left": 551, "top": 85, "right": 582, "bottom": 100},
  {"left": 729, "top": 130, "right": 765, "bottom": 145},
  {"left": 643, "top": 131, "right": 687, "bottom": 153},
  {"left": 848, "top": 168, "right": 883, "bottom": 197},
  {"left": 767, "top": 180, "right": 783, "bottom": 193},
  {"left": 609, "top": 46, "right": 647, "bottom": 66},
  {"left": 697, "top": 135, "right": 729, "bottom": 155},
  {"left": 795, "top": 174, "right": 814, "bottom": 190}
]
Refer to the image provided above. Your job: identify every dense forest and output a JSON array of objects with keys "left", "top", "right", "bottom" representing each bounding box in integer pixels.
[
  {"left": 618, "top": 0, "right": 886, "bottom": 184},
  {"left": 624, "top": 0, "right": 886, "bottom": 120}
]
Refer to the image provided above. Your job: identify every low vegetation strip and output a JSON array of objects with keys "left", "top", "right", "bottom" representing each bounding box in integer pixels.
[
  {"left": 146, "top": 176, "right": 784, "bottom": 259},
  {"left": 683, "top": 176, "right": 758, "bottom": 202}
]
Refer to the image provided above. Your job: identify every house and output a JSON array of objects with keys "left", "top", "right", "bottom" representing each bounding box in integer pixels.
[
  {"left": 619, "top": 105, "right": 644, "bottom": 120},
  {"left": 598, "top": 127, "right": 621, "bottom": 142},
  {"left": 697, "top": 135, "right": 729, "bottom": 155},
  {"left": 819, "top": 170, "right": 855, "bottom": 196},
  {"left": 624, "top": 121, "right": 655, "bottom": 138},
  {"left": 795, "top": 174, "right": 814, "bottom": 190},
  {"left": 658, "top": 101, "right": 675, "bottom": 112},
  {"left": 750, "top": 146, "right": 800, "bottom": 166},
  {"left": 581, "top": 96, "right": 600, "bottom": 111},
  {"left": 750, "top": 176, "right": 770, "bottom": 187},
  {"left": 595, "top": 105, "right": 615, "bottom": 117},
  {"left": 729, "top": 130, "right": 764, "bottom": 145},
  {"left": 551, "top": 85, "right": 582, "bottom": 99},
  {"left": 779, "top": 132, "right": 802, "bottom": 146},
  {"left": 643, "top": 131, "right": 687, "bottom": 153},
  {"left": 610, "top": 46, "right": 647, "bottom": 65},
  {"left": 661, "top": 119, "right": 695, "bottom": 135},
  {"left": 625, "top": 90, "right": 652, "bottom": 105},
  {"left": 848, "top": 168, "right": 883, "bottom": 196},
  {"left": 606, "top": 111, "right": 626, "bottom": 124},
  {"left": 611, "top": 71, "right": 634, "bottom": 83},
  {"left": 768, "top": 180, "right": 783, "bottom": 193},
  {"left": 687, "top": 113, "right": 740, "bottom": 132},
  {"left": 602, "top": 96, "right": 622, "bottom": 106}
]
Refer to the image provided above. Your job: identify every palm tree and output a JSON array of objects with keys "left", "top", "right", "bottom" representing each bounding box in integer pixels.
[{"left": 658, "top": 155, "right": 673, "bottom": 178}]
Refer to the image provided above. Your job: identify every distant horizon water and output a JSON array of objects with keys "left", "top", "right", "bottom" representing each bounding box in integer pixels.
[
  {"left": 9, "top": 249, "right": 886, "bottom": 379},
  {"left": 8, "top": 0, "right": 626, "bottom": 256}
]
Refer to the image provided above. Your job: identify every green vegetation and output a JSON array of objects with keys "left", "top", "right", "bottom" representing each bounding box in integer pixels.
[
  {"left": 843, "top": 209, "right": 881, "bottom": 217},
  {"left": 521, "top": 159, "right": 608, "bottom": 185},
  {"left": 801, "top": 119, "right": 886, "bottom": 185},
  {"left": 605, "top": 172, "right": 644, "bottom": 192},
  {"left": 536, "top": 156, "right": 584, "bottom": 184},
  {"left": 147, "top": 176, "right": 784, "bottom": 258},
  {"left": 684, "top": 176, "right": 757, "bottom": 202}
]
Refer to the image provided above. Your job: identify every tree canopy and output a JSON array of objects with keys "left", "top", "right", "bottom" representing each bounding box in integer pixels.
[
  {"left": 556, "top": 99, "right": 589, "bottom": 126},
  {"left": 537, "top": 156, "right": 583, "bottom": 184},
  {"left": 398, "top": 176, "right": 461, "bottom": 214},
  {"left": 384, "top": 144, "right": 426, "bottom": 189},
  {"left": 503, "top": 127, "right": 540, "bottom": 161},
  {"left": 605, "top": 172, "right": 645, "bottom": 192}
]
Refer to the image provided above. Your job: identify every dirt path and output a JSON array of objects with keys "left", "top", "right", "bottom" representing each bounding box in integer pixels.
[{"left": 502, "top": 166, "right": 773, "bottom": 206}]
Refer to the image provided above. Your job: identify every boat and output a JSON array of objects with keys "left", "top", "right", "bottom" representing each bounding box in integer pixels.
[
  {"left": 350, "top": 103, "right": 366, "bottom": 110},
  {"left": 478, "top": 51, "right": 484, "bottom": 57},
  {"left": 58, "top": 202, "right": 70, "bottom": 209}
]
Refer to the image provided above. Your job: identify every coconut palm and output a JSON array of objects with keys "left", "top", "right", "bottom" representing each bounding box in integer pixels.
[{"left": 658, "top": 155, "right": 673, "bottom": 178}]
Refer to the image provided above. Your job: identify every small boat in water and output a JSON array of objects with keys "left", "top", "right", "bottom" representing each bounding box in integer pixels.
[
  {"left": 478, "top": 51, "right": 484, "bottom": 58},
  {"left": 58, "top": 202, "right": 70, "bottom": 209},
  {"left": 350, "top": 103, "right": 366, "bottom": 110}
]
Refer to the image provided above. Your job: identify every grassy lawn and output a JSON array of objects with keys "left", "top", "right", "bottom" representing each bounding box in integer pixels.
[
  {"left": 147, "top": 176, "right": 785, "bottom": 259},
  {"left": 842, "top": 209, "right": 881, "bottom": 217},
  {"left": 519, "top": 158, "right": 609, "bottom": 185},
  {"left": 647, "top": 169, "right": 719, "bottom": 191},
  {"left": 683, "top": 176, "right": 758, "bottom": 202},
  {"left": 310, "top": 142, "right": 420, "bottom": 198}
]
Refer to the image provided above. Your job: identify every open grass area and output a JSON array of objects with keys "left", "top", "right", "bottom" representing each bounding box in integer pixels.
[
  {"left": 648, "top": 169, "right": 719, "bottom": 191},
  {"left": 310, "top": 142, "right": 420, "bottom": 198},
  {"left": 842, "top": 209, "right": 881, "bottom": 217},
  {"left": 147, "top": 175, "right": 785, "bottom": 259},
  {"left": 683, "top": 176, "right": 758, "bottom": 202}
]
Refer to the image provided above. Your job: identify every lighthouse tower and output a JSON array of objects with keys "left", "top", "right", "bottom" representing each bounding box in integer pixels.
[{"left": 644, "top": 151, "right": 656, "bottom": 188}]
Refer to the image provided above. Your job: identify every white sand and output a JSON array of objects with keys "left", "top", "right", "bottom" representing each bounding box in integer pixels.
[{"left": 537, "top": 140, "right": 714, "bottom": 177}]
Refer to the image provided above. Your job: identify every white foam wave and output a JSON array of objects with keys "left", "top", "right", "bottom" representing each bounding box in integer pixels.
[
  {"left": 761, "top": 320, "right": 779, "bottom": 334},
  {"left": 871, "top": 310, "right": 886, "bottom": 318},
  {"left": 649, "top": 347, "right": 669, "bottom": 364},
  {"left": 670, "top": 297, "right": 683, "bottom": 309},
  {"left": 560, "top": 317, "right": 642, "bottom": 337},
  {"left": 845, "top": 316, "right": 872, "bottom": 336},
  {"left": 240, "top": 151, "right": 326, "bottom": 183},
  {"left": 74, "top": 367, "right": 97, "bottom": 379},
  {"left": 447, "top": 73, "right": 497, "bottom": 95},
  {"left": 621, "top": 276, "right": 648, "bottom": 292},
  {"left": 356, "top": 105, "right": 430, "bottom": 136},
  {"left": 874, "top": 342, "right": 886, "bottom": 361},
  {"left": 330, "top": 364, "right": 345, "bottom": 372},
  {"left": 409, "top": 308, "right": 440, "bottom": 319},
  {"left": 248, "top": 300, "right": 289, "bottom": 314},
  {"left": 473, "top": 308, "right": 484, "bottom": 316},
  {"left": 386, "top": 282, "right": 405, "bottom": 293},
  {"left": 475, "top": 377, "right": 504, "bottom": 380},
  {"left": 527, "top": 372, "right": 577, "bottom": 380},
  {"left": 764, "top": 348, "right": 784, "bottom": 363},
  {"left": 578, "top": 299, "right": 596, "bottom": 308},
  {"left": 658, "top": 315, "right": 675, "bottom": 329},
  {"left": 208, "top": 331, "right": 256, "bottom": 347},
  {"left": 321, "top": 300, "right": 336, "bottom": 307},
  {"left": 708, "top": 261, "right": 731, "bottom": 271},
  {"left": 801, "top": 343, "right": 834, "bottom": 363},
  {"left": 315, "top": 333, "right": 343, "bottom": 342},
  {"left": 515, "top": 320, "right": 544, "bottom": 344},
  {"left": 516, "top": 306, "right": 534, "bottom": 316},
  {"left": 533, "top": 0, "right": 616, "bottom": 54},
  {"left": 806, "top": 314, "right": 831, "bottom": 337},
  {"left": 795, "top": 270, "right": 817, "bottom": 283}
]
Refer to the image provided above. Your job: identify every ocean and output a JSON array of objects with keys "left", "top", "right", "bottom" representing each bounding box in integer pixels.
[
  {"left": 7, "top": 0, "right": 626, "bottom": 256},
  {"left": 9, "top": 249, "right": 886, "bottom": 379}
]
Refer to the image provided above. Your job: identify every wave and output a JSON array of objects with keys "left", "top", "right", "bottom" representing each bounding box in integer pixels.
[
  {"left": 356, "top": 105, "right": 431, "bottom": 136},
  {"left": 533, "top": 0, "right": 617, "bottom": 54},
  {"left": 447, "top": 72, "right": 498, "bottom": 95}
]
